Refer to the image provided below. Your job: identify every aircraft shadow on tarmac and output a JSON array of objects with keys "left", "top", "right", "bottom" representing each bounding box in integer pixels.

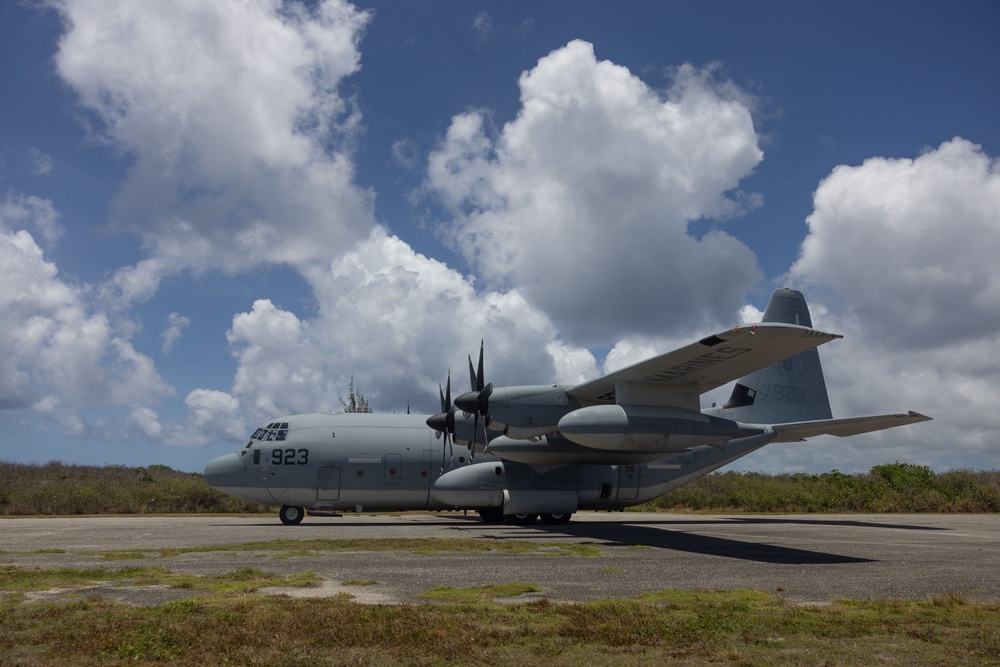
[
  {"left": 715, "top": 516, "right": 949, "bottom": 531},
  {"left": 230, "top": 513, "right": 951, "bottom": 565},
  {"left": 491, "top": 520, "right": 876, "bottom": 565},
  {"left": 522, "top": 515, "right": 951, "bottom": 564}
]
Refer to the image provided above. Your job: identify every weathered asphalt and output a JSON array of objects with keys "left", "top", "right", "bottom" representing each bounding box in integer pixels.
[{"left": 2, "top": 512, "right": 997, "bottom": 605}]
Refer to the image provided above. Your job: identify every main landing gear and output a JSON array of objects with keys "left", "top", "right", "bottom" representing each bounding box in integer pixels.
[{"left": 279, "top": 505, "right": 304, "bottom": 525}]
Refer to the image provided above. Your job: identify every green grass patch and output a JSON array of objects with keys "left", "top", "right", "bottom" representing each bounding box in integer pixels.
[
  {"left": 1, "top": 588, "right": 998, "bottom": 666},
  {"left": 341, "top": 579, "right": 379, "bottom": 586},
  {"left": 637, "top": 462, "right": 1000, "bottom": 513},
  {"left": 0, "top": 460, "right": 270, "bottom": 515}
]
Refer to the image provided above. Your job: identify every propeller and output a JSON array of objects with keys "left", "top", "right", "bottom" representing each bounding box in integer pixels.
[
  {"left": 425, "top": 372, "right": 456, "bottom": 469},
  {"left": 455, "top": 341, "right": 493, "bottom": 456}
]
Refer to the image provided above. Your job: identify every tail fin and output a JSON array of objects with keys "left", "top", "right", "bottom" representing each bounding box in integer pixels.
[{"left": 714, "top": 288, "right": 833, "bottom": 424}]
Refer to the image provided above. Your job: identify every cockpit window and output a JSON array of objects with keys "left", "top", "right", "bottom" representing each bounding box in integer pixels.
[{"left": 250, "top": 422, "right": 290, "bottom": 442}]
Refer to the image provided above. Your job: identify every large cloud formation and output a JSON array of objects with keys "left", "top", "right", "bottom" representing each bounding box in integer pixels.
[
  {"left": 53, "top": 0, "right": 377, "bottom": 303},
  {"left": 0, "top": 195, "right": 171, "bottom": 434},
  {"left": 426, "top": 40, "right": 764, "bottom": 344},
  {"left": 224, "top": 228, "right": 598, "bottom": 418},
  {"left": 792, "top": 138, "right": 1000, "bottom": 349},
  {"left": 767, "top": 138, "right": 1000, "bottom": 471}
]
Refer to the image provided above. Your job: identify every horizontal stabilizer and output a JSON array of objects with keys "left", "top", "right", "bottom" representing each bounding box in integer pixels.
[{"left": 771, "top": 412, "right": 932, "bottom": 442}]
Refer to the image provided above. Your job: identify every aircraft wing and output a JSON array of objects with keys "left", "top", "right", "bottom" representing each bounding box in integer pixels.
[
  {"left": 770, "top": 412, "right": 933, "bottom": 442},
  {"left": 568, "top": 323, "right": 842, "bottom": 405}
]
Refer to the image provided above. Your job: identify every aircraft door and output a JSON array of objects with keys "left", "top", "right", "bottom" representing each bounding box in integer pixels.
[
  {"left": 617, "top": 464, "right": 640, "bottom": 501},
  {"left": 317, "top": 466, "right": 341, "bottom": 501},
  {"left": 243, "top": 447, "right": 276, "bottom": 504},
  {"left": 251, "top": 448, "right": 269, "bottom": 482},
  {"left": 384, "top": 454, "right": 401, "bottom": 486}
]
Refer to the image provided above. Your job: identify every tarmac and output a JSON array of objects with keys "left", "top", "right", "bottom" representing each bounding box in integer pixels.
[{"left": 2, "top": 512, "right": 998, "bottom": 605}]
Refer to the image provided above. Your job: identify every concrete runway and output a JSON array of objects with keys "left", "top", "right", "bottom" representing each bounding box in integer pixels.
[{"left": 2, "top": 512, "right": 998, "bottom": 605}]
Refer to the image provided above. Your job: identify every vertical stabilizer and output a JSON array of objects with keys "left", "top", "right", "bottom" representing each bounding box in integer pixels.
[{"left": 712, "top": 288, "right": 833, "bottom": 424}]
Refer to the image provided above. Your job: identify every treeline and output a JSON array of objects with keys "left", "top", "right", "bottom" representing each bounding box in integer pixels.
[
  {"left": 639, "top": 463, "right": 1000, "bottom": 513},
  {"left": 0, "top": 460, "right": 997, "bottom": 516},
  {"left": 0, "top": 461, "right": 269, "bottom": 516}
]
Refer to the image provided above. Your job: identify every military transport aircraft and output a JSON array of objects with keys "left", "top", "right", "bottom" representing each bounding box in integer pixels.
[{"left": 204, "top": 288, "right": 930, "bottom": 525}]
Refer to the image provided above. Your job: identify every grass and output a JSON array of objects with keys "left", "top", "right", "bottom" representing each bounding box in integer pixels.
[
  {"left": 1, "top": 582, "right": 998, "bottom": 666},
  {"left": 0, "top": 460, "right": 267, "bottom": 515},
  {"left": 2, "top": 540, "right": 998, "bottom": 666},
  {"left": 636, "top": 462, "right": 1000, "bottom": 513}
]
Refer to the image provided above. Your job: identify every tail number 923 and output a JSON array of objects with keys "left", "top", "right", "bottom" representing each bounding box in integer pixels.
[{"left": 271, "top": 448, "right": 309, "bottom": 465}]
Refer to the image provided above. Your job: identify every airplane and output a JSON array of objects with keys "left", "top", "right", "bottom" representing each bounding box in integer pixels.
[{"left": 203, "top": 288, "right": 930, "bottom": 525}]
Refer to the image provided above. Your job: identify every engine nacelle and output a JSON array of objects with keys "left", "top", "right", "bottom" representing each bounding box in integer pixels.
[
  {"left": 486, "top": 385, "right": 580, "bottom": 439},
  {"left": 430, "top": 462, "right": 504, "bottom": 507},
  {"left": 557, "top": 404, "right": 763, "bottom": 451}
]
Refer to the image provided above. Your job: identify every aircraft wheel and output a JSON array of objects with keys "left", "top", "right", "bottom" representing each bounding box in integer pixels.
[
  {"left": 540, "top": 513, "right": 572, "bottom": 525},
  {"left": 504, "top": 513, "right": 538, "bottom": 525},
  {"left": 279, "top": 505, "right": 305, "bottom": 525},
  {"left": 478, "top": 507, "right": 505, "bottom": 524}
]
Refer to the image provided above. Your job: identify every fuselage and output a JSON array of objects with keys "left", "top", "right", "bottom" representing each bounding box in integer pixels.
[{"left": 203, "top": 411, "right": 776, "bottom": 518}]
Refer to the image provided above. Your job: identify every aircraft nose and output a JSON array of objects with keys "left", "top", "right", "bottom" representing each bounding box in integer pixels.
[{"left": 203, "top": 452, "right": 244, "bottom": 491}]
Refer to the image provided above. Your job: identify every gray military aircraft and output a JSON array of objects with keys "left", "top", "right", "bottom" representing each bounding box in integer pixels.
[{"left": 203, "top": 288, "right": 930, "bottom": 525}]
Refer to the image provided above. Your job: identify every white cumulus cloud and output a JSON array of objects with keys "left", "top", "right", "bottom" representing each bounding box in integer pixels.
[
  {"left": 426, "top": 40, "right": 764, "bottom": 344},
  {"left": 220, "top": 227, "right": 596, "bottom": 421},
  {"left": 184, "top": 389, "right": 246, "bottom": 446},
  {"left": 743, "top": 137, "right": 1000, "bottom": 472},
  {"left": 53, "top": 0, "right": 377, "bottom": 303},
  {"left": 791, "top": 137, "right": 1000, "bottom": 349},
  {"left": 161, "top": 313, "right": 191, "bottom": 354},
  {"left": 0, "top": 199, "right": 171, "bottom": 429}
]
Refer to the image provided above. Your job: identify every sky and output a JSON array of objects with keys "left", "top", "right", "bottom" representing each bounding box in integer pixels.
[{"left": 1, "top": 0, "right": 999, "bottom": 474}]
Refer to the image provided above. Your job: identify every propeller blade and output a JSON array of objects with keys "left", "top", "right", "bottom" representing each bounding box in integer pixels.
[
  {"left": 468, "top": 354, "right": 478, "bottom": 395},
  {"left": 475, "top": 340, "right": 485, "bottom": 391}
]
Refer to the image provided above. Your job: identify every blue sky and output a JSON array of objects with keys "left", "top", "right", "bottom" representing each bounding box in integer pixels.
[{"left": 1, "top": 0, "right": 998, "bottom": 473}]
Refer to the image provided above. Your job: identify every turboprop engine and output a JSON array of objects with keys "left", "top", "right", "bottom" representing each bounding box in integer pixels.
[{"left": 463, "top": 385, "right": 581, "bottom": 439}]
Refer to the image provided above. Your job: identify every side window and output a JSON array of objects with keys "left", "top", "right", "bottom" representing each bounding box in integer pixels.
[{"left": 253, "top": 449, "right": 260, "bottom": 465}]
